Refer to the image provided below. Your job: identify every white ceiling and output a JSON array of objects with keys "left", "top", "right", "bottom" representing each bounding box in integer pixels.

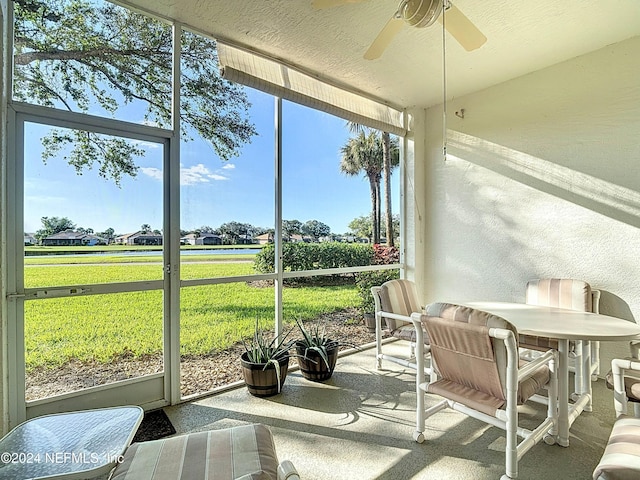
[{"left": 116, "top": 0, "right": 640, "bottom": 109}]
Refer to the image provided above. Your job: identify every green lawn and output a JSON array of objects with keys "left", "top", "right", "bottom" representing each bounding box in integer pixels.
[{"left": 24, "top": 261, "right": 359, "bottom": 370}]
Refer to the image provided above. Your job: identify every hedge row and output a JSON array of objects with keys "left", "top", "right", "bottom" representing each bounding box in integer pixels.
[{"left": 253, "top": 242, "right": 374, "bottom": 273}]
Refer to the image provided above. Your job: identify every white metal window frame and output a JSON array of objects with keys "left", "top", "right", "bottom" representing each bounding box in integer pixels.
[
  {"left": 7, "top": 101, "right": 177, "bottom": 423},
  {"left": 2, "top": 0, "right": 405, "bottom": 427}
]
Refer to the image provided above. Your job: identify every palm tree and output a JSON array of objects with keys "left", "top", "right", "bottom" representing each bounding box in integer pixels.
[
  {"left": 340, "top": 131, "right": 384, "bottom": 243},
  {"left": 342, "top": 124, "right": 399, "bottom": 245},
  {"left": 381, "top": 131, "right": 395, "bottom": 246}
]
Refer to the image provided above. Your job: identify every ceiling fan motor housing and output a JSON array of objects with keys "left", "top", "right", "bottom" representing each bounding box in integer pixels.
[{"left": 401, "top": 0, "right": 442, "bottom": 28}]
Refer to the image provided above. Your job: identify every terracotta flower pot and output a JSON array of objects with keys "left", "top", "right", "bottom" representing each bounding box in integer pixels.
[
  {"left": 295, "top": 342, "right": 339, "bottom": 382},
  {"left": 240, "top": 352, "right": 289, "bottom": 397}
]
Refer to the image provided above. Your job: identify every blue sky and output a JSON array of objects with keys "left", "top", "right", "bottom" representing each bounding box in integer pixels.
[{"left": 24, "top": 88, "right": 398, "bottom": 236}]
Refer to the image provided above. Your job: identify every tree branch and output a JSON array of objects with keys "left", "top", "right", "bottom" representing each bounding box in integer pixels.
[{"left": 14, "top": 44, "right": 170, "bottom": 66}]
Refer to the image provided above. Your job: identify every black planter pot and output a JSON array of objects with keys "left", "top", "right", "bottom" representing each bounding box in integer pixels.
[
  {"left": 363, "top": 313, "right": 376, "bottom": 332},
  {"left": 295, "top": 341, "right": 339, "bottom": 382},
  {"left": 240, "top": 352, "right": 289, "bottom": 397}
]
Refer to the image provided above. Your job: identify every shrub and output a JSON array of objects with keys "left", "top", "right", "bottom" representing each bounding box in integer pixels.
[
  {"left": 254, "top": 242, "right": 374, "bottom": 273},
  {"left": 354, "top": 269, "right": 400, "bottom": 314}
]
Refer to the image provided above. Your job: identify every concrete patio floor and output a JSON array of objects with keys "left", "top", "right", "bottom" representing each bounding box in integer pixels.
[{"left": 163, "top": 342, "right": 615, "bottom": 479}]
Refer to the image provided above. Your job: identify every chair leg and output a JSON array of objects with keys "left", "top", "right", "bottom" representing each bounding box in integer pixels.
[
  {"left": 573, "top": 340, "right": 584, "bottom": 399},
  {"left": 375, "top": 312, "right": 383, "bottom": 370},
  {"left": 581, "top": 341, "right": 593, "bottom": 412},
  {"left": 591, "top": 340, "right": 600, "bottom": 380},
  {"left": 413, "top": 317, "right": 426, "bottom": 442}
]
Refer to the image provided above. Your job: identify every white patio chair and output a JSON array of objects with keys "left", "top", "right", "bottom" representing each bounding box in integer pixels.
[
  {"left": 412, "top": 302, "right": 558, "bottom": 480},
  {"left": 605, "top": 339, "right": 640, "bottom": 418},
  {"left": 371, "top": 279, "right": 430, "bottom": 374},
  {"left": 520, "top": 278, "right": 600, "bottom": 399}
]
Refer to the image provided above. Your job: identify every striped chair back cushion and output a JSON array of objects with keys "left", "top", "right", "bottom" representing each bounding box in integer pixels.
[
  {"left": 379, "top": 279, "right": 421, "bottom": 330},
  {"left": 526, "top": 278, "right": 592, "bottom": 312},
  {"left": 522, "top": 279, "right": 593, "bottom": 350},
  {"left": 424, "top": 315, "right": 505, "bottom": 415},
  {"left": 422, "top": 303, "right": 548, "bottom": 413},
  {"left": 425, "top": 302, "right": 516, "bottom": 390}
]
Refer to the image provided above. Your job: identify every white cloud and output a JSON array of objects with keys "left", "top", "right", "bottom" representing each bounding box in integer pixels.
[
  {"left": 140, "top": 167, "right": 163, "bottom": 181},
  {"left": 141, "top": 163, "right": 231, "bottom": 186},
  {"left": 207, "top": 173, "right": 229, "bottom": 181},
  {"left": 222, "top": 163, "right": 236, "bottom": 170},
  {"left": 181, "top": 163, "right": 230, "bottom": 185},
  {"left": 132, "top": 139, "right": 160, "bottom": 149}
]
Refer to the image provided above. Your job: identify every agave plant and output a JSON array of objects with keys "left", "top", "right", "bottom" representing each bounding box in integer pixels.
[
  {"left": 294, "top": 318, "right": 357, "bottom": 369},
  {"left": 243, "top": 325, "right": 292, "bottom": 364},
  {"left": 242, "top": 320, "right": 296, "bottom": 392}
]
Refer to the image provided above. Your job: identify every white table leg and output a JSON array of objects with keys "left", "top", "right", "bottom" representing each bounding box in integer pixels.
[
  {"left": 582, "top": 340, "right": 592, "bottom": 412},
  {"left": 558, "top": 338, "right": 569, "bottom": 447}
]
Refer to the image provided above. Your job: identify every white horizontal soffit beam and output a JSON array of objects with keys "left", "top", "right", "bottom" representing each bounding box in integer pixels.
[{"left": 218, "top": 42, "right": 406, "bottom": 136}]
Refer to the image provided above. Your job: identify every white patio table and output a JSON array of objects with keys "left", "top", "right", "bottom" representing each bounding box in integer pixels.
[
  {"left": 0, "top": 405, "right": 143, "bottom": 479},
  {"left": 463, "top": 302, "right": 640, "bottom": 446}
]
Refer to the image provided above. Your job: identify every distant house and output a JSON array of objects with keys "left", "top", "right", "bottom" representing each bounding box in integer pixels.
[
  {"left": 181, "top": 233, "right": 198, "bottom": 245},
  {"left": 287, "top": 234, "right": 312, "bottom": 243},
  {"left": 24, "top": 233, "right": 36, "bottom": 245},
  {"left": 83, "top": 234, "right": 106, "bottom": 246},
  {"left": 255, "top": 233, "right": 273, "bottom": 245},
  {"left": 129, "top": 232, "right": 163, "bottom": 246},
  {"left": 42, "top": 230, "right": 89, "bottom": 246},
  {"left": 195, "top": 233, "right": 221, "bottom": 245},
  {"left": 116, "top": 231, "right": 163, "bottom": 246},
  {"left": 115, "top": 232, "right": 137, "bottom": 245}
]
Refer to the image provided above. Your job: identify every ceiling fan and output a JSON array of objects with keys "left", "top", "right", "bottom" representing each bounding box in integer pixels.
[{"left": 312, "top": 0, "right": 487, "bottom": 59}]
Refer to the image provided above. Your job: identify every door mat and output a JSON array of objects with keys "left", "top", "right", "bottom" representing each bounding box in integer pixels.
[{"left": 132, "top": 408, "right": 176, "bottom": 443}]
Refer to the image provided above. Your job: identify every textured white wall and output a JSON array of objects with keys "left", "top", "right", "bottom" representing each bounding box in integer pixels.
[{"left": 412, "top": 35, "right": 640, "bottom": 371}]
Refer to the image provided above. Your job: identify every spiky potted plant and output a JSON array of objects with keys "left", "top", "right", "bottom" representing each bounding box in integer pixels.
[
  {"left": 294, "top": 319, "right": 356, "bottom": 382},
  {"left": 241, "top": 321, "right": 294, "bottom": 397}
]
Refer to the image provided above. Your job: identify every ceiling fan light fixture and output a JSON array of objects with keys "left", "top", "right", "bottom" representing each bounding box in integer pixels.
[{"left": 401, "top": 0, "right": 442, "bottom": 28}]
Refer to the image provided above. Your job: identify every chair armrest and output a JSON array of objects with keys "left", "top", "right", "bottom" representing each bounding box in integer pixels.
[
  {"left": 517, "top": 348, "right": 557, "bottom": 383},
  {"left": 278, "top": 460, "right": 300, "bottom": 480},
  {"left": 611, "top": 358, "right": 640, "bottom": 416},
  {"left": 378, "top": 311, "right": 412, "bottom": 324}
]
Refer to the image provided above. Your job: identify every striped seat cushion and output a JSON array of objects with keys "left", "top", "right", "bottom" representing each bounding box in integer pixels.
[
  {"left": 111, "top": 424, "right": 279, "bottom": 480},
  {"left": 593, "top": 416, "right": 640, "bottom": 480}
]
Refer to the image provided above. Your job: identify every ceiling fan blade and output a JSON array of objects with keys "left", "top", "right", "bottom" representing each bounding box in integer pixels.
[
  {"left": 364, "top": 16, "right": 404, "bottom": 60},
  {"left": 312, "top": 0, "right": 365, "bottom": 10},
  {"left": 438, "top": 4, "right": 487, "bottom": 51}
]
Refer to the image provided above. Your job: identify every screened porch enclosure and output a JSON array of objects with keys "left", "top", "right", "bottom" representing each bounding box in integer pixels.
[
  {"left": 1, "top": 0, "right": 403, "bottom": 426},
  {"left": 1, "top": 0, "right": 639, "bottom": 443}
]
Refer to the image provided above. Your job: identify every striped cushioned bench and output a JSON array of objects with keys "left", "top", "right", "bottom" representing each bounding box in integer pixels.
[
  {"left": 110, "top": 423, "right": 300, "bottom": 480},
  {"left": 594, "top": 358, "right": 640, "bottom": 480},
  {"left": 593, "top": 416, "right": 640, "bottom": 480}
]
